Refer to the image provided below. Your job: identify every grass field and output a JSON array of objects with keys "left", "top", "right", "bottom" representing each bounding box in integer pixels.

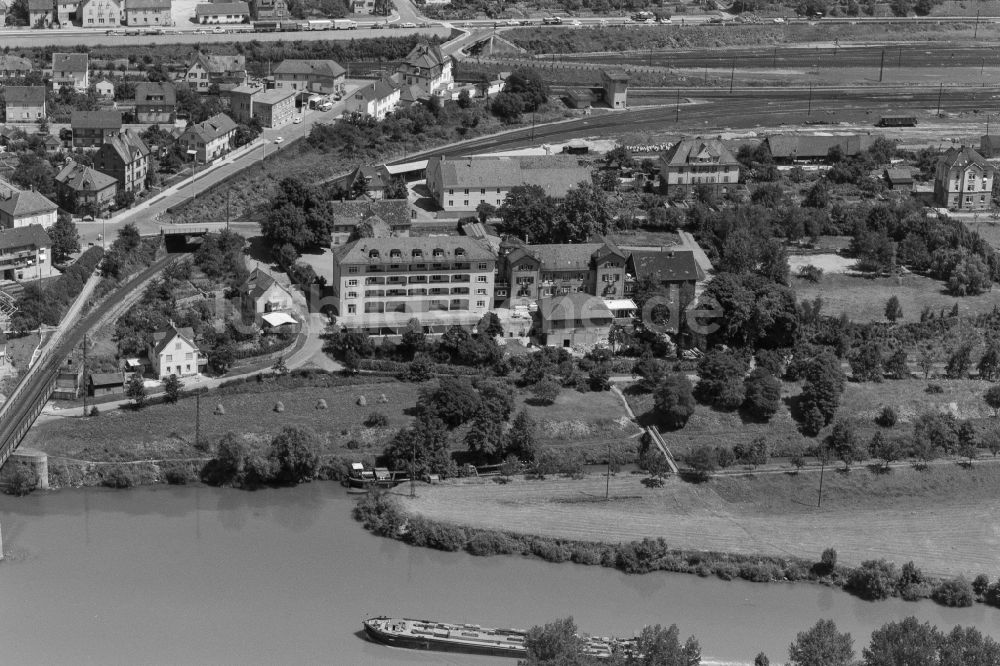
[
  {"left": 792, "top": 272, "right": 999, "bottom": 323},
  {"left": 399, "top": 462, "right": 1000, "bottom": 577}
]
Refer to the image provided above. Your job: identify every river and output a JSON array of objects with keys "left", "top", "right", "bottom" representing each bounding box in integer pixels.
[{"left": 1, "top": 484, "right": 998, "bottom": 665}]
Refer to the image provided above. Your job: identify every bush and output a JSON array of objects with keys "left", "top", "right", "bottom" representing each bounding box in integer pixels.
[
  {"left": 932, "top": 577, "right": 974, "bottom": 607},
  {"left": 616, "top": 537, "right": 671, "bottom": 574},
  {"left": 875, "top": 405, "right": 898, "bottom": 428},
  {"left": 846, "top": 559, "right": 900, "bottom": 600},
  {"left": 405, "top": 517, "right": 467, "bottom": 551},
  {"left": 4, "top": 462, "right": 37, "bottom": 496},
  {"left": 530, "top": 538, "right": 571, "bottom": 563},
  {"left": 819, "top": 547, "right": 837, "bottom": 574},
  {"left": 926, "top": 383, "right": 944, "bottom": 394},
  {"left": 161, "top": 462, "right": 196, "bottom": 485},
  {"left": 364, "top": 411, "right": 389, "bottom": 428},
  {"left": 465, "top": 531, "right": 519, "bottom": 556},
  {"left": 352, "top": 491, "right": 406, "bottom": 537},
  {"left": 101, "top": 464, "right": 139, "bottom": 489}
]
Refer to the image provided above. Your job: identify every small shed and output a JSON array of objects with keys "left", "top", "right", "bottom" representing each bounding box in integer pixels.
[
  {"left": 94, "top": 79, "right": 115, "bottom": 99},
  {"left": 261, "top": 311, "right": 297, "bottom": 330},
  {"left": 883, "top": 167, "right": 914, "bottom": 190},
  {"left": 564, "top": 88, "right": 596, "bottom": 109},
  {"left": 89, "top": 371, "right": 125, "bottom": 397}
]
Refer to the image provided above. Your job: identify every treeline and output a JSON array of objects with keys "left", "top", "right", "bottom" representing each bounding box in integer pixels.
[
  {"left": 354, "top": 493, "right": 1000, "bottom": 613},
  {"left": 10, "top": 246, "right": 103, "bottom": 334}
]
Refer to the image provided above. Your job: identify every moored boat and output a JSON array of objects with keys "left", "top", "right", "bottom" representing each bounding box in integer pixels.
[
  {"left": 342, "top": 463, "right": 405, "bottom": 492},
  {"left": 362, "top": 616, "right": 616, "bottom": 659}
]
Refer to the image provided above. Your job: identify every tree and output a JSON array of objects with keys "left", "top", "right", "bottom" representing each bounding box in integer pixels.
[
  {"left": 803, "top": 179, "right": 831, "bottom": 208},
  {"left": 465, "top": 407, "right": 507, "bottom": 460},
  {"left": 945, "top": 344, "right": 973, "bottom": 379},
  {"left": 696, "top": 350, "right": 747, "bottom": 410},
  {"left": 917, "top": 345, "right": 938, "bottom": 379},
  {"left": 938, "top": 626, "right": 1000, "bottom": 665},
  {"left": 208, "top": 343, "right": 235, "bottom": 375},
  {"left": 399, "top": 318, "right": 425, "bottom": 359},
  {"left": 788, "top": 619, "right": 854, "bottom": 666},
  {"left": 554, "top": 181, "right": 610, "bottom": 242},
  {"left": 164, "top": 374, "right": 182, "bottom": 404},
  {"left": 419, "top": 377, "right": 481, "bottom": 428},
  {"left": 820, "top": 547, "right": 838, "bottom": 574},
  {"left": 684, "top": 445, "right": 718, "bottom": 480},
  {"left": 847, "top": 559, "right": 900, "bottom": 600},
  {"left": 824, "top": 420, "right": 862, "bottom": 470},
  {"left": 505, "top": 410, "right": 538, "bottom": 461},
  {"left": 947, "top": 254, "right": 991, "bottom": 296},
  {"left": 632, "top": 624, "right": 702, "bottom": 666},
  {"left": 125, "top": 373, "right": 146, "bottom": 409},
  {"left": 268, "top": 426, "right": 319, "bottom": 485},
  {"left": 654, "top": 374, "right": 697, "bottom": 429},
  {"left": 868, "top": 431, "right": 900, "bottom": 471},
  {"left": 530, "top": 377, "right": 561, "bottom": 405},
  {"left": 884, "top": 295, "right": 903, "bottom": 323},
  {"left": 115, "top": 189, "right": 136, "bottom": 210},
  {"left": 978, "top": 341, "right": 1000, "bottom": 381},
  {"left": 383, "top": 413, "right": 452, "bottom": 478},
  {"left": 524, "top": 617, "right": 588, "bottom": 665},
  {"left": 490, "top": 91, "right": 524, "bottom": 123},
  {"left": 862, "top": 616, "right": 940, "bottom": 666},
  {"left": 744, "top": 436, "right": 770, "bottom": 469},
  {"left": 12, "top": 152, "right": 55, "bottom": 194},
  {"left": 498, "top": 184, "right": 557, "bottom": 242},
  {"left": 884, "top": 349, "right": 909, "bottom": 380},
  {"left": 503, "top": 68, "right": 548, "bottom": 111},
  {"left": 985, "top": 385, "right": 1000, "bottom": 416},
  {"left": 49, "top": 213, "right": 80, "bottom": 264},
  {"left": 754, "top": 653, "right": 770, "bottom": 666},
  {"left": 849, "top": 342, "right": 884, "bottom": 382},
  {"left": 743, "top": 369, "right": 782, "bottom": 421},
  {"left": 477, "top": 312, "right": 503, "bottom": 338},
  {"left": 634, "top": 354, "right": 668, "bottom": 393}
]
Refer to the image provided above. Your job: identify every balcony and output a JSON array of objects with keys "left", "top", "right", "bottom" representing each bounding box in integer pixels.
[
  {"left": 451, "top": 287, "right": 469, "bottom": 295},
  {"left": 451, "top": 275, "right": 470, "bottom": 283},
  {"left": 408, "top": 276, "right": 427, "bottom": 284},
  {"left": 407, "top": 288, "right": 428, "bottom": 296}
]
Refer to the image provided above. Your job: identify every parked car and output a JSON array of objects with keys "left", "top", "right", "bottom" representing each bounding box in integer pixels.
[
  {"left": 293, "top": 116, "right": 303, "bottom": 124},
  {"left": 211, "top": 26, "right": 226, "bottom": 33},
  {"left": 274, "top": 137, "right": 283, "bottom": 144},
  {"left": 371, "top": 22, "right": 384, "bottom": 29},
  {"left": 401, "top": 21, "right": 416, "bottom": 28}
]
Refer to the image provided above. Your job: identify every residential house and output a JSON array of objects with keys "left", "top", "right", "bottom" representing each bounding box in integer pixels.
[
  {"left": 395, "top": 42, "right": 453, "bottom": 96},
  {"left": 134, "top": 81, "right": 177, "bottom": 123},
  {"left": 50, "top": 52, "right": 89, "bottom": 92},
  {"left": 0, "top": 55, "right": 33, "bottom": 78},
  {"left": 499, "top": 240, "right": 629, "bottom": 309},
  {"left": 55, "top": 0, "right": 78, "bottom": 24},
  {"left": 71, "top": 110, "right": 123, "bottom": 147},
  {"left": 176, "top": 113, "right": 237, "bottom": 163},
  {"left": 0, "top": 180, "right": 58, "bottom": 229},
  {"left": 327, "top": 199, "right": 412, "bottom": 244},
  {"left": 330, "top": 236, "right": 496, "bottom": 332},
  {"left": 883, "top": 167, "right": 915, "bottom": 191},
  {"left": 0, "top": 224, "right": 52, "bottom": 281},
  {"left": 659, "top": 138, "right": 740, "bottom": 196},
  {"left": 3, "top": 86, "right": 47, "bottom": 123},
  {"left": 124, "top": 0, "right": 171, "bottom": 25},
  {"left": 345, "top": 80, "right": 400, "bottom": 121},
  {"left": 94, "top": 78, "right": 115, "bottom": 99},
  {"left": 425, "top": 155, "right": 590, "bottom": 212},
  {"left": 148, "top": 325, "right": 206, "bottom": 380},
  {"left": 54, "top": 161, "right": 118, "bottom": 213},
  {"left": 193, "top": 1, "right": 249, "bottom": 23},
  {"left": 601, "top": 69, "right": 629, "bottom": 109},
  {"left": 184, "top": 53, "right": 247, "bottom": 92},
  {"left": 537, "top": 293, "right": 614, "bottom": 349},
  {"left": 0, "top": 0, "right": 7, "bottom": 24},
  {"left": 77, "top": 0, "right": 124, "bottom": 28},
  {"left": 89, "top": 371, "right": 126, "bottom": 397},
  {"left": 763, "top": 133, "right": 879, "bottom": 164},
  {"left": 250, "top": 0, "right": 288, "bottom": 19},
  {"left": 351, "top": 0, "right": 372, "bottom": 13},
  {"left": 230, "top": 86, "right": 294, "bottom": 127},
  {"left": 337, "top": 165, "right": 393, "bottom": 201},
  {"left": 28, "top": 0, "right": 54, "bottom": 26},
  {"left": 623, "top": 248, "right": 702, "bottom": 333},
  {"left": 93, "top": 130, "right": 151, "bottom": 194},
  {"left": 241, "top": 267, "right": 295, "bottom": 318},
  {"left": 273, "top": 59, "right": 345, "bottom": 94},
  {"left": 934, "top": 145, "right": 995, "bottom": 211}
]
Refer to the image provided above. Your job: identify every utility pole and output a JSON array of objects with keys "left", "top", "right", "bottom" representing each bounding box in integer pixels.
[
  {"left": 817, "top": 459, "right": 825, "bottom": 507},
  {"left": 772, "top": 47, "right": 776, "bottom": 68},
  {"left": 897, "top": 46, "right": 902, "bottom": 68},
  {"left": 195, "top": 392, "right": 201, "bottom": 450},
  {"left": 878, "top": 49, "right": 885, "bottom": 83},
  {"left": 807, "top": 83, "right": 813, "bottom": 116},
  {"left": 226, "top": 188, "right": 230, "bottom": 229},
  {"left": 975, "top": 9, "right": 980, "bottom": 39},
  {"left": 729, "top": 57, "right": 735, "bottom": 93},
  {"left": 81, "top": 335, "right": 87, "bottom": 417},
  {"left": 675, "top": 88, "right": 680, "bottom": 123},
  {"left": 936, "top": 82, "right": 943, "bottom": 117},
  {"left": 410, "top": 439, "right": 416, "bottom": 498}
]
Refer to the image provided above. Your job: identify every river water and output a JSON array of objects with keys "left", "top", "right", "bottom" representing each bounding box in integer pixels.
[{"left": 1, "top": 484, "right": 998, "bottom": 665}]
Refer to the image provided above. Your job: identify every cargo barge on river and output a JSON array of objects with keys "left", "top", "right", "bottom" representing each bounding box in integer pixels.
[{"left": 362, "top": 616, "right": 616, "bottom": 659}]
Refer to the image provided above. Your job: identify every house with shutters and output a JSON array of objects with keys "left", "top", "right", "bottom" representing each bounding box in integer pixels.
[
  {"left": 54, "top": 161, "right": 118, "bottom": 213},
  {"left": 56, "top": 0, "right": 78, "bottom": 24},
  {"left": 250, "top": 0, "right": 288, "bottom": 19},
  {"left": 345, "top": 80, "right": 400, "bottom": 121},
  {"left": 176, "top": 113, "right": 237, "bottom": 163},
  {"left": 273, "top": 59, "right": 345, "bottom": 94},
  {"left": 241, "top": 267, "right": 295, "bottom": 320},
  {"left": 71, "top": 110, "right": 123, "bottom": 147},
  {"left": 0, "top": 180, "right": 58, "bottom": 229},
  {"left": 3, "top": 86, "right": 46, "bottom": 123},
  {"left": 394, "top": 42, "right": 453, "bottom": 96},
  {"left": 498, "top": 240, "right": 629, "bottom": 309},
  {"left": 78, "top": 0, "right": 124, "bottom": 28},
  {"left": 148, "top": 325, "right": 206, "bottom": 380},
  {"left": 124, "top": 0, "right": 171, "bottom": 25},
  {"left": 134, "top": 82, "right": 177, "bottom": 123},
  {"left": 934, "top": 145, "right": 995, "bottom": 211},
  {"left": 0, "top": 224, "right": 52, "bottom": 281},
  {"left": 93, "top": 130, "right": 151, "bottom": 194},
  {"left": 658, "top": 138, "right": 740, "bottom": 196},
  {"left": 51, "top": 52, "right": 89, "bottom": 92},
  {"left": 28, "top": 0, "right": 54, "bottom": 26},
  {"left": 184, "top": 52, "right": 247, "bottom": 92}
]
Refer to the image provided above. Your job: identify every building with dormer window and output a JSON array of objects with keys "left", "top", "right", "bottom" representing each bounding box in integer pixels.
[
  {"left": 658, "top": 138, "right": 740, "bottom": 196},
  {"left": 394, "top": 42, "right": 452, "bottom": 97},
  {"left": 148, "top": 326, "right": 206, "bottom": 380},
  {"left": 498, "top": 239, "right": 629, "bottom": 309},
  {"left": 934, "top": 145, "right": 995, "bottom": 211},
  {"left": 93, "top": 130, "right": 151, "bottom": 194}
]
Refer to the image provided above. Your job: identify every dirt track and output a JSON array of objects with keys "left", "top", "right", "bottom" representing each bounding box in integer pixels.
[{"left": 399, "top": 472, "right": 1000, "bottom": 577}]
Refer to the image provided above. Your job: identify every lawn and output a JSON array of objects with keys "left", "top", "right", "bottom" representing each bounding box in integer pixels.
[
  {"left": 792, "top": 272, "right": 999, "bottom": 323},
  {"left": 515, "top": 388, "right": 640, "bottom": 453},
  {"left": 607, "top": 229, "right": 682, "bottom": 248}
]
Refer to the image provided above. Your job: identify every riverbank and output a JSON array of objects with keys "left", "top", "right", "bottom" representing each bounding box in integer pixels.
[{"left": 353, "top": 467, "right": 1000, "bottom": 609}]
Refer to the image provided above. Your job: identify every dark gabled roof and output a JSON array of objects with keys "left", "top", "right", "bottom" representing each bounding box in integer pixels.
[
  {"left": 273, "top": 59, "right": 345, "bottom": 79},
  {"left": 628, "top": 249, "right": 703, "bottom": 283},
  {"left": 152, "top": 326, "right": 199, "bottom": 356},
  {"left": 884, "top": 167, "right": 915, "bottom": 184},
  {"left": 27, "top": 0, "right": 52, "bottom": 11},
  {"left": 355, "top": 79, "right": 398, "bottom": 101},
  {"left": 180, "top": 113, "right": 237, "bottom": 143},
  {"left": 135, "top": 82, "right": 177, "bottom": 106},
  {"left": 343, "top": 165, "right": 390, "bottom": 192},
  {"left": 0, "top": 224, "right": 52, "bottom": 251},
  {"left": 938, "top": 145, "right": 993, "bottom": 172},
  {"left": 400, "top": 42, "right": 449, "bottom": 71},
  {"left": 99, "top": 130, "right": 150, "bottom": 165},
  {"left": 325, "top": 199, "right": 411, "bottom": 229},
  {"left": 244, "top": 268, "right": 293, "bottom": 300},
  {"left": 127, "top": 0, "right": 170, "bottom": 8},
  {"left": 0, "top": 55, "right": 32, "bottom": 74},
  {"left": 194, "top": 1, "right": 248, "bottom": 14},
  {"left": 3, "top": 85, "right": 45, "bottom": 106},
  {"left": 190, "top": 53, "right": 246, "bottom": 74},
  {"left": 333, "top": 236, "right": 494, "bottom": 265},
  {"left": 51, "top": 52, "right": 88, "bottom": 72},
  {"left": 506, "top": 241, "right": 625, "bottom": 272},
  {"left": 764, "top": 134, "right": 878, "bottom": 159},
  {"left": 661, "top": 138, "right": 739, "bottom": 167},
  {"left": 71, "top": 110, "right": 123, "bottom": 129},
  {"left": 90, "top": 372, "right": 124, "bottom": 386},
  {"left": 0, "top": 182, "right": 58, "bottom": 218},
  {"left": 55, "top": 161, "right": 118, "bottom": 191},
  {"left": 537, "top": 292, "right": 613, "bottom": 323}
]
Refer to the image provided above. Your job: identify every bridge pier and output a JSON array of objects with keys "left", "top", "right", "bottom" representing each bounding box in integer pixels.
[{"left": 1, "top": 448, "right": 49, "bottom": 491}]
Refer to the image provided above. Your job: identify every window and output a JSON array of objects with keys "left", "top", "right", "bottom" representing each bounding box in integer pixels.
[
  {"left": 496, "top": 188, "right": 501, "bottom": 194},
  {"left": 463, "top": 200, "right": 469, "bottom": 207},
  {"left": 390, "top": 249, "right": 401, "bottom": 258},
  {"left": 347, "top": 279, "right": 358, "bottom": 287},
  {"left": 186, "top": 365, "right": 191, "bottom": 372},
  {"left": 463, "top": 189, "right": 469, "bottom": 195},
  {"left": 347, "top": 304, "right": 356, "bottom": 314},
  {"left": 476, "top": 288, "right": 487, "bottom": 295},
  {"left": 348, "top": 266, "right": 359, "bottom": 274},
  {"left": 480, "top": 188, "right": 486, "bottom": 195},
  {"left": 185, "top": 352, "right": 193, "bottom": 360},
  {"left": 448, "top": 189, "right": 454, "bottom": 195},
  {"left": 166, "top": 355, "right": 173, "bottom": 362},
  {"left": 175, "top": 342, "right": 182, "bottom": 350},
  {"left": 476, "top": 300, "right": 485, "bottom": 307},
  {"left": 448, "top": 200, "right": 453, "bottom": 207},
  {"left": 412, "top": 249, "right": 422, "bottom": 258},
  {"left": 477, "top": 275, "right": 487, "bottom": 283},
  {"left": 347, "top": 291, "right": 358, "bottom": 298}
]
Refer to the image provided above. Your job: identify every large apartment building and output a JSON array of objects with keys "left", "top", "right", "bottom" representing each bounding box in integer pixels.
[
  {"left": 498, "top": 240, "right": 629, "bottom": 309},
  {"left": 331, "top": 237, "right": 496, "bottom": 333},
  {"left": 659, "top": 138, "right": 740, "bottom": 196},
  {"left": 934, "top": 145, "right": 995, "bottom": 211}
]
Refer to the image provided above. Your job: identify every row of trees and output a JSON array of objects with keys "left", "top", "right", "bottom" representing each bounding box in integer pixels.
[{"left": 498, "top": 182, "right": 614, "bottom": 244}]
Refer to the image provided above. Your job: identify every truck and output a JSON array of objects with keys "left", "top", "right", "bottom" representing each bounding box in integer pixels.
[
  {"left": 333, "top": 19, "right": 357, "bottom": 29},
  {"left": 307, "top": 19, "right": 333, "bottom": 30}
]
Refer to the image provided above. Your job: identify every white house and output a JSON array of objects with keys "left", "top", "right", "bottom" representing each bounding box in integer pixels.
[
  {"left": 148, "top": 326, "right": 206, "bottom": 380},
  {"left": 345, "top": 80, "right": 400, "bottom": 121},
  {"left": 243, "top": 267, "right": 294, "bottom": 315}
]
